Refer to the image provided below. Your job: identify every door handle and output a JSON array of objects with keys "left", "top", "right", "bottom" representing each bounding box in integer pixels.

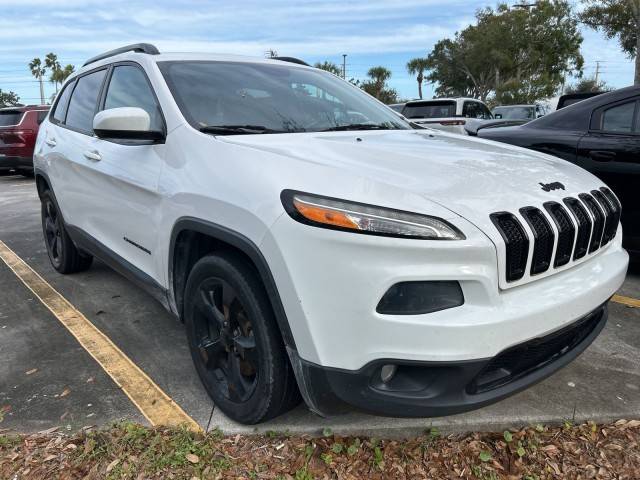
[
  {"left": 589, "top": 150, "right": 616, "bottom": 162},
  {"left": 83, "top": 150, "right": 102, "bottom": 161},
  {"left": 45, "top": 137, "right": 56, "bottom": 147}
]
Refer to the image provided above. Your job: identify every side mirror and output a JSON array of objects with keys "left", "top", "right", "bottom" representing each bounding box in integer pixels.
[
  {"left": 494, "top": 113, "right": 502, "bottom": 119},
  {"left": 93, "top": 107, "right": 164, "bottom": 141}
]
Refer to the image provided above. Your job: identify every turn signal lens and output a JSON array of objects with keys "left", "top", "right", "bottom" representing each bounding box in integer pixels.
[
  {"left": 281, "top": 190, "right": 465, "bottom": 240},
  {"left": 292, "top": 198, "right": 359, "bottom": 229}
]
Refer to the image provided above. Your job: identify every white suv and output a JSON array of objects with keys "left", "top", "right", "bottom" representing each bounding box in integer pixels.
[
  {"left": 34, "top": 44, "right": 628, "bottom": 424},
  {"left": 402, "top": 97, "right": 493, "bottom": 134}
]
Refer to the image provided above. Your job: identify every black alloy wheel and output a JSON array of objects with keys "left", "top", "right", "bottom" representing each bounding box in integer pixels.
[
  {"left": 40, "top": 190, "right": 93, "bottom": 274},
  {"left": 193, "top": 277, "right": 259, "bottom": 403},
  {"left": 184, "top": 253, "right": 300, "bottom": 424},
  {"left": 43, "top": 196, "right": 63, "bottom": 268}
]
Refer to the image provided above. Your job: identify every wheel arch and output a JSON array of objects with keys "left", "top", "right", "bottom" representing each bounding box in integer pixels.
[
  {"left": 34, "top": 168, "right": 52, "bottom": 199},
  {"left": 168, "top": 217, "right": 297, "bottom": 349}
]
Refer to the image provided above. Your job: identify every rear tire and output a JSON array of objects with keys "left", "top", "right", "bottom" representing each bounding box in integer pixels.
[
  {"left": 41, "top": 190, "right": 93, "bottom": 274},
  {"left": 184, "top": 252, "right": 300, "bottom": 424}
]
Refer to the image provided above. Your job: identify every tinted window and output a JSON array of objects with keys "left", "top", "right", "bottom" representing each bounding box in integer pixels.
[
  {"left": 0, "top": 110, "right": 23, "bottom": 126},
  {"left": 493, "top": 106, "right": 535, "bottom": 120},
  {"left": 66, "top": 70, "right": 106, "bottom": 132},
  {"left": 36, "top": 111, "right": 48, "bottom": 124},
  {"left": 160, "top": 61, "right": 409, "bottom": 133},
  {"left": 602, "top": 101, "right": 636, "bottom": 133},
  {"left": 402, "top": 101, "right": 456, "bottom": 119},
  {"left": 52, "top": 81, "right": 74, "bottom": 123},
  {"left": 103, "top": 65, "right": 163, "bottom": 131}
]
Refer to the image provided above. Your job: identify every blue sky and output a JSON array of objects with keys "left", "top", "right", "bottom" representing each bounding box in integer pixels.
[{"left": 0, "top": 0, "right": 635, "bottom": 104}]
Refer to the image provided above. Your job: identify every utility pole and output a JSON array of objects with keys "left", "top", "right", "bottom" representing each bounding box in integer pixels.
[
  {"left": 342, "top": 54, "right": 347, "bottom": 79},
  {"left": 594, "top": 61, "right": 602, "bottom": 85}
]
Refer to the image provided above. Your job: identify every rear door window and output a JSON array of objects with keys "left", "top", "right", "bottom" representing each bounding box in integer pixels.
[
  {"left": 402, "top": 101, "right": 456, "bottom": 119},
  {"left": 601, "top": 101, "right": 636, "bottom": 133},
  {"left": 103, "top": 65, "right": 163, "bottom": 131},
  {"left": 65, "top": 69, "right": 107, "bottom": 133},
  {"left": 52, "top": 81, "right": 74, "bottom": 123},
  {"left": 0, "top": 110, "right": 23, "bottom": 127}
]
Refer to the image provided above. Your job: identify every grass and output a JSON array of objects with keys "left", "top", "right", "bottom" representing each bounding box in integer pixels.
[{"left": 0, "top": 419, "right": 639, "bottom": 479}]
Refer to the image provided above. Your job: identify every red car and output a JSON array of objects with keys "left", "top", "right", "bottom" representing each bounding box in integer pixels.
[{"left": 0, "top": 105, "right": 50, "bottom": 176}]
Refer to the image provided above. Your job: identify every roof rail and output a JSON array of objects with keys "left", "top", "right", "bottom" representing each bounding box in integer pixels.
[
  {"left": 83, "top": 43, "right": 160, "bottom": 67},
  {"left": 271, "top": 56, "right": 309, "bottom": 66}
]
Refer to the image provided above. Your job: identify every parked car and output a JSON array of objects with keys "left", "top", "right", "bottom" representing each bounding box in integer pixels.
[
  {"left": 35, "top": 44, "right": 628, "bottom": 424},
  {"left": 557, "top": 91, "right": 604, "bottom": 110},
  {"left": 401, "top": 98, "right": 493, "bottom": 134},
  {"left": 388, "top": 103, "right": 405, "bottom": 113},
  {"left": 478, "top": 86, "right": 639, "bottom": 253},
  {"left": 492, "top": 104, "right": 549, "bottom": 120},
  {"left": 0, "top": 105, "right": 49, "bottom": 176}
]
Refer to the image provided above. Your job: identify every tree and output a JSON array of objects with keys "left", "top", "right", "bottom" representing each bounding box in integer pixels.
[
  {"left": 0, "top": 89, "right": 20, "bottom": 107},
  {"left": 366, "top": 66, "right": 391, "bottom": 97},
  {"left": 45, "top": 52, "right": 62, "bottom": 93},
  {"left": 406, "top": 57, "right": 429, "bottom": 99},
  {"left": 565, "top": 77, "right": 612, "bottom": 94},
  {"left": 579, "top": 0, "right": 640, "bottom": 85},
  {"left": 426, "top": 1, "right": 583, "bottom": 104},
  {"left": 314, "top": 61, "right": 342, "bottom": 76},
  {"left": 360, "top": 66, "right": 398, "bottom": 104},
  {"left": 51, "top": 64, "right": 75, "bottom": 89},
  {"left": 28, "top": 57, "right": 47, "bottom": 104}
]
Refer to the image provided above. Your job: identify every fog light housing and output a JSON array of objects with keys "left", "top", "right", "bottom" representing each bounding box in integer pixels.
[
  {"left": 380, "top": 364, "right": 397, "bottom": 384},
  {"left": 376, "top": 281, "right": 464, "bottom": 315}
]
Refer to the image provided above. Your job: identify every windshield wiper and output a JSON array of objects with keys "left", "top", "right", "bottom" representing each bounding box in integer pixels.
[
  {"left": 199, "top": 125, "right": 289, "bottom": 135},
  {"left": 320, "top": 123, "right": 397, "bottom": 132}
]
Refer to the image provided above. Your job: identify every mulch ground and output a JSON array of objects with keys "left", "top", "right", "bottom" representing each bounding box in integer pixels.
[{"left": 1, "top": 419, "right": 638, "bottom": 479}]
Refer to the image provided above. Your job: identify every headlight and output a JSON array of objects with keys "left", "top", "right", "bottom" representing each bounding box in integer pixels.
[{"left": 281, "top": 190, "right": 465, "bottom": 240}]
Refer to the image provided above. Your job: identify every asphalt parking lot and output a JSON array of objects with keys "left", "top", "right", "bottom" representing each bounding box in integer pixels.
[{"left": 1, "top": 174, "right": 639, "bottom": 438}]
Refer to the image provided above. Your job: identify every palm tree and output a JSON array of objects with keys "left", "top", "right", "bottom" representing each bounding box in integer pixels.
[
  {"left": 29, "top": 58, "right": 48, "bottom": 104},
  {"left": 367, "top": 66, "right": 392, "bottom": 98},
  {"left": 314, "top": 61, "right": 342, "bottom": 76},
  {"left": 406, "top": 57, "right": 429, "bottom": 99},
  {"left": 51, "top": 64, "right": 75, "bottom": 90},
  {"left": 45, "top": 52, "right": 62, "bottom": 93}
]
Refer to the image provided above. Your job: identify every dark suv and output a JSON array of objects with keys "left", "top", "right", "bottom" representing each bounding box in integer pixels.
[{"left": 0, "top": 105, "right": 50, "bottom": 176}]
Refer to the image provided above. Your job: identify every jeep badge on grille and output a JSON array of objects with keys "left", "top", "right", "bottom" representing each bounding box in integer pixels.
[{"left": 539, "top": 182, "right": 565, "bottom": 192}]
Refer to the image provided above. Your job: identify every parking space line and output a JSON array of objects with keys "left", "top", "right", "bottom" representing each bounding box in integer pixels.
[
  {"left": 0, "top": 240, "right": 201, "bottom": 432},
  {"left": 611, "top": 294, "right": 640, "bottom": 308}
]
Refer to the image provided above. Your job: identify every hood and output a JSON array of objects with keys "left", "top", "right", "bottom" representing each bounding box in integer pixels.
[
  {"left": 218, "top": 129, "right": 604, "bottom": 219},
  {"left": 218, "top": 129, "right": 612, "bottom": 291}
]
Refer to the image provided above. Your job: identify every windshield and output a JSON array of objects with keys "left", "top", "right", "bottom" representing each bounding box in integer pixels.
[
  {"left": 492, "top": 106, "right": 535, "bottom": 120},
  {"left": 401, "top": 101, "right": 456, "bottom": 119},
  {"left": 0, "top": 110, "right": 23, "bottom": 127},
  {"left": 159, "top": 61, "right": 410, "bottom": 134}
]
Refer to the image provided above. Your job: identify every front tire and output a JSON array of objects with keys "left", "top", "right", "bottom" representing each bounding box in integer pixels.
[
  {"left": 184, "top": 252, "right": 300, "bottom": 424},
  {"left": 41, "top": 190, "right": 93, "bottom": 274}
]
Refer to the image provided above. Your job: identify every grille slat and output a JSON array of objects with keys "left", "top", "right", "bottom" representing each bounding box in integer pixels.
[
  {"left": 592, "top": 189, "right": 616, "bottom": 244},
  {"left": 519, "top": 207, "right": 554, "bottom": 275},
  {"left": 492, "top": 189, "right": 621, "bottom": 284},
  {"left": 544, "top": 202, "right": 575, "bottom": 267},
  {"left": 601, "top": 187, "right": 621, "bottom": 238},
  {"left": 579, "top": 193, "right": 605, "bottom": 253},
  {"left": 490, "top": 212, "right": 529, "bottom": 282},
  {"left": 563, "top": 197, "right": 591, "bottom": 260}
]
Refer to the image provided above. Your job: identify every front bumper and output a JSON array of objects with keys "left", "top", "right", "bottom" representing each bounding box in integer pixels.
[{"left": 290, "top": 304, "right": 607, "bottom": 417}]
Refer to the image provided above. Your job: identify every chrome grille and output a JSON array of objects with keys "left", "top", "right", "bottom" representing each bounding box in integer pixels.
[{"left": 492, "top": 188, "right": 621, "bottom": 284}]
